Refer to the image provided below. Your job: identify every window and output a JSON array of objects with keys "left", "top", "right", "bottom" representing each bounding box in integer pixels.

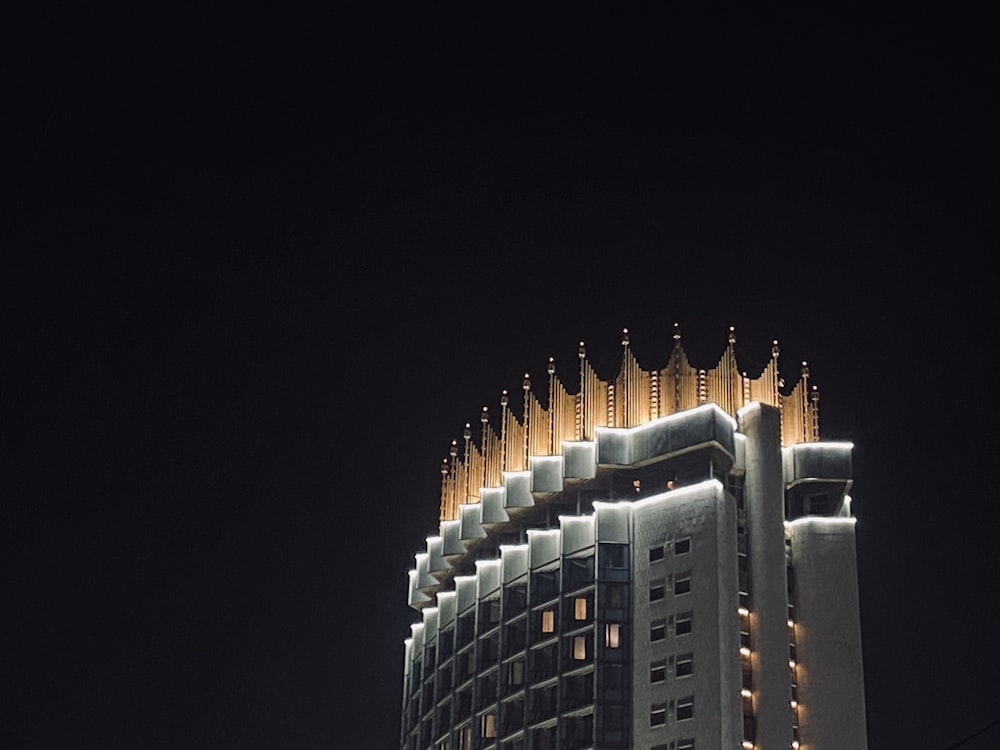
[
  {"left": 677, "top": 740, "right": 696, "bottom": 750},
  {"left": 651, "top": 619, "right": 667, "bottom": 642},
  {"left": 651, "top": 702, "right": 667, "bottom": 727},
  {"left": 649, "top": 545, "right": 665, "bottom": 562},
  {"left": 650, "top": 659, "right": 667, "bottom": 683},
  {"left": 674, "top": 574, "right": 691, "bottom": 595},
  {"left": 481, "top": 713, "right": 497, "bottom": 738},
  {"left": 675, "top": 612, "right": 692, "bottom": 635},
  {"left": 605, "top": 623, "right": 621, "bottom": 648},
  {"left": 541, "top": 610, "right": 555, "bottom": 633},
  {"left": 574, "top": 597, "right": 588, "bottom": 620},
  {"left": 675, "top": 537, "right": 691, "bottom": 555},
  {"left": 677, "top": 696, "right": 694, "bottom": 721},
  {"left": 676, "top": 653, "right": 693, "bottom": 677},
  {"left": 573, "top": 635, "right": 587, "bottom": 660},
  {"left": 507, "top": 658, "right": 524, "bottom": 687},
  {"left": 650, "top": 580, "right": 666, "bottom": 602},
  {"left": 458, "top": 726, "right": 472, "bottom": 750},
  {"left": 601, "top": 543, "right": 627, "bottom": 568}
]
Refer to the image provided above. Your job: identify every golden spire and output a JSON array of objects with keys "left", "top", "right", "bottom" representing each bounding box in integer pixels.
[{"left": 437, "top": 328, "right": 823, "bottom": 521}]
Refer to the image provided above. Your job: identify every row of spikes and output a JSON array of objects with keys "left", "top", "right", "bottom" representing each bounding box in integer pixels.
[{"left": 438, "top": 324, "right": 820, "bottom": 522}]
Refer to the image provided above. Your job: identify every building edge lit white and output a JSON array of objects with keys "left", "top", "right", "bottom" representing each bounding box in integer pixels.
[{"left": 400, "top": 327, "right": 867, "bottom": 750}]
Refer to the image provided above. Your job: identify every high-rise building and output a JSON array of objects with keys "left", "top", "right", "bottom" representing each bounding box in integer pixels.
[{"left": 401, "top": 327, "right": 867, "bottom": 750}]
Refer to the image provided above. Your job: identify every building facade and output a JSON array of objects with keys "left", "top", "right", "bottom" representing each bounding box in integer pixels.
[{"left": 401, "top": 328, "right": 867, "bottom": 750}]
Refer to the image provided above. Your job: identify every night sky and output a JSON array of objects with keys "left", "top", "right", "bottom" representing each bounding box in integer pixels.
[{"left": 8, "top": 18, "right": 999, "bottom": 750}]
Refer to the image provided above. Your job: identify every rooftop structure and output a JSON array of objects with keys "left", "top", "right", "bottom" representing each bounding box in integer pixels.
[{"left": 401, "top": 325, "right": 866, "bottom": 750}]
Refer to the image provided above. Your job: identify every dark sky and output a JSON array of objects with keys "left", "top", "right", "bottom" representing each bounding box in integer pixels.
[{"left": 8, "top": 17, "right": 999, "bottom": 750}]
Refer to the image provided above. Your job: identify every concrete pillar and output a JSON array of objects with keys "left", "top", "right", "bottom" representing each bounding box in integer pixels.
[{"left": 740, "top": 403, "right": 793, "bottom": 748}]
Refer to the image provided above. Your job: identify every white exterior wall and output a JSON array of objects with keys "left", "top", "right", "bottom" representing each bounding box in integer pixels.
[
  {"left": 740, "top": 403, "right": 794, "bottom": 748},
  {"left": 788, "top": 517, "right": 868, "bottom": 749},
  {"left": 630, "top": 480, "right": 741, "bottom": 750}
]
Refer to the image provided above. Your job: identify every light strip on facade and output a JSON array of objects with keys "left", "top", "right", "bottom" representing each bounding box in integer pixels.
[{"left": 785, "top": 516, "right": 857, "bottom": 530}]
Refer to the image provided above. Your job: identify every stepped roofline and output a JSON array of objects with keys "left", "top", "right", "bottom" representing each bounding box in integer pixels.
[{"left": 438, "top": 324, "right": 820, "bottom": 522}]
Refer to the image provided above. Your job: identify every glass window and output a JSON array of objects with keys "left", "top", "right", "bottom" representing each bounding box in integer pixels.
[
  {"left": 649, "top": 545, "right": 665, "bottom": 562},
  {"left": 650, "top": 580, "right": 666, "bottom": 602},
  {"left": 677, "top": 696, "right": 694, "bottom": 721},
  {"left": 481, "top": 713, "right": 497, "bottom": 738},
  {"left": 650, "top": 659, "right": 667, "bottom": 683},
  {"left": 601, "top": 543, "right": 627, "bottom": 568},
  {"left": 604, "top": 582, "right": 626, "bottom": 608},
  {"left": 507, "top": 658, "right": 524, "bottom": 687},
  {"left": 674, "top": 574, "right": 691, "bottom": 595},
  {"left": 651, "top": 702, "right": 667, "bottom": 727},
  {"left": 574, "top": 597, "right": 588, "bottom": 620},
  {"left": 541, "top": 610, "right": 555, "bottom": 633},
  {"left": 651, "top": 619, "right": 667, "bottom": 641},
  {"left": 675, "top": 612, "right": 692, "bottom": 635},
  {"left": 676, "top": 653, "right": 693, "bottom": 677},
  {"left": 605, "top": 623, "right": 621, "bottom": 648},
  {"left": 675, "top": 537, "right": 691, "bottom": 555}
]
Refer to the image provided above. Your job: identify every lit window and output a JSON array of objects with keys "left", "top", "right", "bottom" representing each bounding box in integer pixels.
[
  {"left": 675, "top": 612, "right": 692, "bottom": 635},
  {"left": 573, "top": 635, "right": 587, "bottom": 660},
  {"left": 481, "top": 713, "right": 497, "bottom": 738},
  {"left": 575, "top": 597, "right": 588, "bottom": 620},
  {"left": 650, "top": 659, "right": 667, "bottom": 683},
  {"left": 674, "top": 574, "right": 691, "bottom": 595},
  {"left": 649, "top": 545, "right": 665, "bottom": 562},
  {"left": 651, "top": 619, "right": 667, "bottom": 642},
  {"left": 541, "top": 610, "right": 555, "bottom": 633},
  {"left": 650, "top": 580, "right": 666, "bottom": 602},
  {"left": 605, "top": 623, "right": 621, "bottom": 648},
  {"left": 676, "top": 653, "right": 693, "bottom": 677},
  {"left": 651, "top": 702, "right": 667, "bottom": 727},
  {"left": 677, "top": 696, "right": 694, "bottom": 720},
  {"left": 675, "top": 537, "right": 691, "bottom": 555},
  {"left": 458, "top": 726, "right": 472, "bottom": 750}
]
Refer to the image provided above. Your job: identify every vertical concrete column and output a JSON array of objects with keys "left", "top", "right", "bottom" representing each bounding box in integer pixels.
[
  {"left": 788, "top": 518, "right": 868, "bottom": 749},
  {"left": 739, "top": 403, "right": 793, "bottom": 748}
]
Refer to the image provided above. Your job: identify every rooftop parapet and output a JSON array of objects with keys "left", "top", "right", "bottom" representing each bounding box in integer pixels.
[{"left": 439, "top": 324, "right": 821, "bottom": 522}]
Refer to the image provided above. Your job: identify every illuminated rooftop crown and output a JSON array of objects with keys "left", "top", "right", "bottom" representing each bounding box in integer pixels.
[{"left": 438, "top": 324, "right": 820, "bottom": 522}]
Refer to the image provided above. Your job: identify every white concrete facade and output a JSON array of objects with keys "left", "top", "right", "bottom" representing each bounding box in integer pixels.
[{"left": 401, "top": 402, "right": 867, "bottom": 750}]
